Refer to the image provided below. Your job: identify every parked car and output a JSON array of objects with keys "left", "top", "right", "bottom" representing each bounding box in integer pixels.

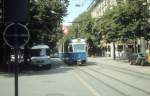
[{"left": 129, "top": 53, "right": 147, "bottom": 66}]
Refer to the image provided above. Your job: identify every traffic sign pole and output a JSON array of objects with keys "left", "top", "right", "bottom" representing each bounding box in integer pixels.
[
  {"left": 14, "top": 49, "right": 19, "bottom": 96},
  {"left": 14, "top": 24, "right": 19, "bottom": 96},
  {"left": 3, "top": 23, "right": 30, "bottom": 96}
]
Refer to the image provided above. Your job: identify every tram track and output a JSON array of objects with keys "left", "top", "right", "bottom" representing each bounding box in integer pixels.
[
  {"left": 49, "top": 59, "right": 150, "bottom": 96},
  {"left": 97, "top": 63, "right": 150, "bottom": 80},
  {"left": 52, "top": 59, "right": 150, "bottom": 81},
  {"left": 76, "top": 67, "right": 130, "bottom": 96},
  {"left": 82, "top": 66, "right": 150, "bottom": 96}
]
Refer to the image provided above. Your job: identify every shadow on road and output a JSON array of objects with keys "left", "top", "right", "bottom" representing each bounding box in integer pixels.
[
  {"left": 0, "top": 58, "right": 98, "bottom": 77},
  {"left": 0, "top": 59, "right": 74, "bottom": 77},
  {"left": 85, "top": 61, "right": 97, "bottom": 66}
]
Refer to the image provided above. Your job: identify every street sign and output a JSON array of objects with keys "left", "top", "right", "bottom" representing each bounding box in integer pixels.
[{"left": 3, "top": 23, "right": 30, "bottom": 48}]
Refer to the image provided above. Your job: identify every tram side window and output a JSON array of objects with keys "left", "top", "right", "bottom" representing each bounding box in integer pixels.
[{"left": 68, "top": 45, "right": 73, "bottom": 52}]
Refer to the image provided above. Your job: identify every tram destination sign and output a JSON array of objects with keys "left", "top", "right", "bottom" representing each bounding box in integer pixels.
[{"left": 3, "top": 23, "right": 30, "bottom": 48}]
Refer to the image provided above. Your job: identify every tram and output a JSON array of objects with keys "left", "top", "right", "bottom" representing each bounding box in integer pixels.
[{"left": 59, "top": 38, "right": 87, "bottom": 65}]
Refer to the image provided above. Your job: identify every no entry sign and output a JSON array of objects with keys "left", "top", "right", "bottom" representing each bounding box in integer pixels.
[{"left": 3, "top": 23, "right": 30, "bottom": 48}]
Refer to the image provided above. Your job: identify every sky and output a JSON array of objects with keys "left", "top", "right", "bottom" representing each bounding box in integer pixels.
[{"left": 63, "top": 0, "right": 93, "bottom": 26}]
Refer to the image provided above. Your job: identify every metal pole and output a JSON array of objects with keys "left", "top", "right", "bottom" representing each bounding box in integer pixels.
[
  {"left": 14, "top": 48, "right": 19, "bottom": 96},
  {"left": 14, "top": 23, "right": 19, "bottom": 96}
]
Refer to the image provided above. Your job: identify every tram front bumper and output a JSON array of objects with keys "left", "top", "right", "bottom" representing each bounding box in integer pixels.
[{"left": 77, "top": 60, "right": 82, "bottom": 65}]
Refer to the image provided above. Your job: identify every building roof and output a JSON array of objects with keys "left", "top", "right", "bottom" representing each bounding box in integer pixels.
[{"left": 87, "top": 0, "right": 102, "bottom": 12}]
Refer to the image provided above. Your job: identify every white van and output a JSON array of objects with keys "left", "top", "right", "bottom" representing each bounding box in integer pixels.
[{"left": 30, "top": 45, "right": 51, "bottom": 68}]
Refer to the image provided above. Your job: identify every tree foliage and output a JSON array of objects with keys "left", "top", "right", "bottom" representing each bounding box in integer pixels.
[
  {"left": 29, "top": 0, "right": 69, "bottom": 48},
  {"left": 70, "top": 12, "right": 99, "bottom": 47},
  {"left": 96, "top": 0, "right": 150, "bottom": 43},
  {"left": 70, "top": 0, "right": 150, "bottom": 48}
]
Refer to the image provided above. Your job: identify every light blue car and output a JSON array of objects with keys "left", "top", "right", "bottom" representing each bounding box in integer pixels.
[{"left": 30, "top": 45, "right": 51, "bottom": 68}]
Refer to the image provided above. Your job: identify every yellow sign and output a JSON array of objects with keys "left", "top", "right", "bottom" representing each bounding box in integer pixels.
[{"left": 147, "top": 53, "right": 150, "bottom": 63}]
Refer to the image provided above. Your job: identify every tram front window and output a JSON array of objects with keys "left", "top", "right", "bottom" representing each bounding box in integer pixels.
[{"left": 73, "top": 44, "right": 85, "bottom": 52}]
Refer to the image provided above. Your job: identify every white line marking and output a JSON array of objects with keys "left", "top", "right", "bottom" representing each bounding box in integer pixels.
[{"left": 74, "top": 72, "right": 102, "bottom": 96}]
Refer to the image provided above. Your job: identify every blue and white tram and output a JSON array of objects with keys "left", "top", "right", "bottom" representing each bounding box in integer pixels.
[{"left": 59, "top": 38, "right": 87, "bottom": 65}]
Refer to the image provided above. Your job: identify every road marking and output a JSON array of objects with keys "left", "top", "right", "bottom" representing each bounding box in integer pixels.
[{"left": 74, "top": 72, "right": 102, "bottom": 96}]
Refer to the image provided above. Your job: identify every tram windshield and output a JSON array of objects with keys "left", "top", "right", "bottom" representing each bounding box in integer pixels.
[{"left": 73, "top": 44, "right": 86, "bottom": 52}]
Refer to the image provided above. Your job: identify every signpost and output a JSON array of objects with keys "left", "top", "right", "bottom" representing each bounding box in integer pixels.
[{"left": 3, "top": 23, "right": 30, "bottom": 96}]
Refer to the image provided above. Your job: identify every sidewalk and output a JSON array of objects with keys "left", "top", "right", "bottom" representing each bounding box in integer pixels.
[{"left": 88, "top": 57, "right": 150, "bottom": 75}]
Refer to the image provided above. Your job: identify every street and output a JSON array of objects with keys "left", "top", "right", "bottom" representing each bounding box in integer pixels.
[
  {"left": 1, "top": 57, "right": 150, "bottom": 96},
  {"left": 1, "top": 0, "right": 150, "bottom": 96}
]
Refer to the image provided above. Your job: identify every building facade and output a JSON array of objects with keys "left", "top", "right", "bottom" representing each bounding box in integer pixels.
[
  {"left": 88, "top": 0, "right": 122, "bottom": 18},
  {"left": 88, "top": 0, "right": 124, "bottom": 58}
]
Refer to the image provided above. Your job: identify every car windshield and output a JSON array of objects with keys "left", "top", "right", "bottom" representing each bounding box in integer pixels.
[
  {"left": 31, "top": 49, "right": 41, "bottom": 57},
  {"left": 31, "top": 49, "right": 50, "bottom": 57}
]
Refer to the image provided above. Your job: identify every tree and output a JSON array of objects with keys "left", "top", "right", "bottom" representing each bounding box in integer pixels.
[
  {"left": 95, "top": 0, "right": 150, "bottom": 43},
  {"left": 29, "top": 0, "right": 69, "bottom": 49},
  {"left": 70, "top": 11, "right": 104, "bottom": 56},
  {"left": 70, "top": 12, "right": 98, "bottom": 46},
  {"left": 90, "top": 0, "right": 150, "bottom": 58}
]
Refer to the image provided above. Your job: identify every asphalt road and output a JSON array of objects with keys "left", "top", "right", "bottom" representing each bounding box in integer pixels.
[{"left": 0, "top": 57, "right": 150, "bottom": 96}]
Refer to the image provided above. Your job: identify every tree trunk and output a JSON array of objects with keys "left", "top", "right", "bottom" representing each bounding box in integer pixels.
[{"left": 113, "top": 42, "right": 116, "bottom": 60}]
